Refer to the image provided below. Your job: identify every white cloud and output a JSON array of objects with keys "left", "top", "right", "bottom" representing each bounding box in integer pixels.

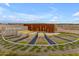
[
  {"left": 2, "top": 15, "right": 7, "bottom": 18},
  {"left": 50, "top": 7, "right": 57, "bottom": 13},
  {"left": 14, "top": 13, "right": 43, "bottom": 22},
  {"left": 50, "top": 16, "right": 59, "bottom": 21},
  {"left": 0, "top": 6, "right": 61, "bottom": 23},
  {"left": 8, "top": 15, "right": 16, "bottom": 18},
  {"left": 0, "top": 7, "right": 45, "bottom": 23},
  {"left": 72, "top": 12, "right": 79, "bottom": 22},
  {"left": 73, "top": 12, "right": 79, "bottom": 17},
  {"left": 48, "top": 16, "right": 59, "bottom": 23},
  {"left": 73, "top": 18, "right": 79, "bottom": 21},
  {"left": 5, "top": 3, "right": 10, "bottom": 7}
]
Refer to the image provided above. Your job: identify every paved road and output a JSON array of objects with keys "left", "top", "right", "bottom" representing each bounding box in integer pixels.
[
  {"left": 44, "top": 33, "right": 56, "bottom": 44},
  {"left": 65, "top": 34, "right": 79, "bottom": 38},
  {"left": 14, "top": 35, "right": 29, "bottom": 42},
  {"left": 29, "top": 32, "right": 38, "bottom": 44},
  {"left": 54, "top": 36, "right": 72, "bottom": 42}
]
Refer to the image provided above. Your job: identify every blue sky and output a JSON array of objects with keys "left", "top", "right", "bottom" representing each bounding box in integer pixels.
[{"left": 0, "top": 3, "right": 79, "bottom": 23}]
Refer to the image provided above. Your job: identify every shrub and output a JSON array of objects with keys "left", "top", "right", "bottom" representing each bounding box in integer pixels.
[
  {"left": 53, "top": 45, "right": 58, "bottom": 50},
  {"left": 29, "top": 46, "right": 40, "bottom": 52},
  {"left": 58, "top": 45, "right": 65, "bottom": 51},
  {"left": 21, "top": 46, "right": 30, "bottom": 51},
  {"left": 47, "top": 46, "right": 52, "bottom": 50},
  {"left": 64, "top": 44, "right": 70, "bottom": 50},
  {"left": 44, "top": 48, "right": 48, "bottom": 52},
  {"left": 36, "top": 49, "right": 41, "bottom": 53}
]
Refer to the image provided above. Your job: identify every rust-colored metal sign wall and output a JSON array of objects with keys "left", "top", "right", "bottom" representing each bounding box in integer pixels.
[{"left": 24, "top": 24, "right": 55, "bottom": 33}]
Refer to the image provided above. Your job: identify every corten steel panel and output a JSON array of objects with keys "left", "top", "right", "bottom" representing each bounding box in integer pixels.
[{"left": 23, "top": 24, "right": 55, "bottom": 33}]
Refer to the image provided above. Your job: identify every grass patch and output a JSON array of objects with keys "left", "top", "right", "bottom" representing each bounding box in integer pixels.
[
  {"left": 19, "top": 41, "right": 28, "bottom": 44},
  {"left": 36, "top": 41, "right": 48, "bottom": 44},
  {"left": 76, "top": 38, "right": 79, "bottom": 40},
  {"left": 18, "top": 30, "right": 33, "bottom": 34}
]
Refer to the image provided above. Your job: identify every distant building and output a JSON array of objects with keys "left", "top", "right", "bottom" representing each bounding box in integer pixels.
[
  {"left": 23, "top": 24, "right": 56, "bottom": 33},
  {"left": 0, "top": 23, "right": 79, "bottom": 33}
]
